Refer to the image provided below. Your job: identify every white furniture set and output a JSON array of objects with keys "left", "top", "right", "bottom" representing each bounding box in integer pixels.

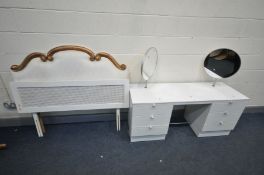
[
  {"left": 9, "top": 46, "right": 249, "bottom": 142},
  {"left": 129, "top": 83, "right": 249, "bottom": 142}
]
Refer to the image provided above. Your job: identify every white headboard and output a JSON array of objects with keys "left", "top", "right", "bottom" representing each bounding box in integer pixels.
[{"left": 10, "top": 45, "right": 129, "bottom": 113}]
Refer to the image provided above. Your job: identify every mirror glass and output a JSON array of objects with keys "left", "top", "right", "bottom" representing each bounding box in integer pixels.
[
  {"left": 204, "top": 48, "right": 241, "bottom": 79},
  {"left": 141, "top": 47, "right": 158, "bottom": 81}
]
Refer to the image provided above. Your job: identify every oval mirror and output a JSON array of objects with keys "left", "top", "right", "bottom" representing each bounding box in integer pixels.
[
  {"left": 204, "top": 48, "right": 241, "bottom": 81},
  {"left": 141, "top": 47, "right": 158, "bottom": 88}
]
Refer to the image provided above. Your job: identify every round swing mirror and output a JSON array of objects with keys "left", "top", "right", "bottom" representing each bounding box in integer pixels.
[
  {"left": 141, "top": 47, "right": 158, "bottom": 88},
  {"left": 204, "top": 48, "right": 241, "bottom": 84}
]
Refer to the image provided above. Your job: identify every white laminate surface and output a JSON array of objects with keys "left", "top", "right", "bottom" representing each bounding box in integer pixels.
[{"left": 130, "top": 82, "right": 249, "bottom": 104}]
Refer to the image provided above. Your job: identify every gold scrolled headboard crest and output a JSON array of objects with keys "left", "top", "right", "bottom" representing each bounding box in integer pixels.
[
  {"left": 46, "top": 45, "right": 96, "bottom": 61},
  {"left": 10, "top": 45, "right": 127, "bottom": 72},
  {"left": 95, "top": 52, "right": 126, "bottom": 70}
]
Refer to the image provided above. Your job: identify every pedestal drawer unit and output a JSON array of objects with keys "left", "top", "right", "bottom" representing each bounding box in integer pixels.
[
  {"left": 130, "top": 83, "right": 249, "bottom": 142},
  {"left": 202, "top": 101, "right": 248, "bottom": 132},
  {"left": 129, "top": 103, "right": 173, "bottom": 142}
]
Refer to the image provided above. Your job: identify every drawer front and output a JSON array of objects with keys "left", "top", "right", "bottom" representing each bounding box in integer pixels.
[
  {"left": 132, "top": 114, "right": 171, "bottom": 126},
  {"left": 131, "top": 125, "right": 169, "bottom": 137},
  {"left": 210, "top": 101, "right": 247, "bottom": 113},
  {"left": 202, "top": 111, "right": 244, "bottom": 131},
  {"left": 133, "top": 103, "right": 173, "bottom": 116},
  {"left": 132, "top": 103, "right": 173, "bottom": 127}
]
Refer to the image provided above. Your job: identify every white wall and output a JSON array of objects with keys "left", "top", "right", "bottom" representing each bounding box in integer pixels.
[{"left": 0, "top": 0, "right": 264, "bottom": 118}]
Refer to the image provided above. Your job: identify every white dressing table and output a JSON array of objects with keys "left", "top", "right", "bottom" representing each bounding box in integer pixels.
[{"left": 129, "top": 82, "right": 249, "bottom": 142}]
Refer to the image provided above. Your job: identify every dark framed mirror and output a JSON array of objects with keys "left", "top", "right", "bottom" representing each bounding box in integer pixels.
[{"left": 204, "top": 48, "right": 241, "bottom": 79}]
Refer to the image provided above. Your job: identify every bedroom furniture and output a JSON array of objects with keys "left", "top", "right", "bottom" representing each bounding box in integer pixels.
[
  {"left": 10, "top": 45, "right": 129, "bottom": 137},
  {"left": 128, "top": 47, "right": 248, "bottom": 142},
  {"left": 129, "top": 82, "right": 249, "bottom": 142}
]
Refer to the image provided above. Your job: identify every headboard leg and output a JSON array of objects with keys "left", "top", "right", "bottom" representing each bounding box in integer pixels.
[
  {"left": 33, "top": 113, "right": 44, "bottom": 137},
  {"left": 116, "top": 109, "right": 121, "bottom": 131}
]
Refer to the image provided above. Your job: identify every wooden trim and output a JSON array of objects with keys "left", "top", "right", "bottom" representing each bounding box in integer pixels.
[
  {"left": 46, "top": 45, "right": 95, "bottom": 61},
  {"left": 10, "top": 45, "right": 127, "bottom": 72},
  {"left": 10, "top": 52, "right": 47, "bottom": 72},
  {"left": 95, "top": 52, "right": 127, "bottom": 70}
]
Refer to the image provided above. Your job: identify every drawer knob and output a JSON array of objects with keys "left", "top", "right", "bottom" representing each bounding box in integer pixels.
[
  {"left": 150, "top": 115, "right": 155, "bottom": 119},
  {"left": 148, "top": 125, "right": 153, "bottom": 129},
  {"left": 219, "top": 121, "right": 224, "bottom": 126},
  {"left": 152, "top": 103, "right": 156, "bottom": 108},
  {"left": 223, "top": 112, "right": 228, "bottom": 116},
  {"left": 228, "top": 102, "right": 233, "bottom": 105}
]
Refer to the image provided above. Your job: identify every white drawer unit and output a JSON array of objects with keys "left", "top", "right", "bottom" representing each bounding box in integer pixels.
[
  {"left": 131, "top": 103, "right": 173, "bottom": 126},
  {"left": 202, "top": 101, "right": 247, "bottom": 132},
  {"left": 128, "top": 103, "right": 173, "bottom": 142},
  {"left": 129, "top": 83, "right": 249, "bottom": 142}
]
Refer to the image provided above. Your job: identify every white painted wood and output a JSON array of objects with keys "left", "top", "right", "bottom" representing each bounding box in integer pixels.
[
  {"left": 209, "top": 101, "right": 247, "bottom": 113},
  {"left": 9, "top": 50, "right": 129, "bottom": 135},
  {"left": 11, "top": 80, "right": 129, "bottom": 113},
  {"left": 132, "top": 104, "right": 173, "bottom": 127},
  {"left": 130, "top": 125, "right": 169, "bottom": 137},
  {"left": 201, "top": 101, "right": 248, "bottom": 131},
  {"left": 130, "top": 82, "right": 249, "bottom": 104},
  {"left": 191, "top": 125, "right": 231, "bottom": 137},
  {"left": 32, "top": 113, "right": 43, "bottom": 137},
  {"left": 184, "top": 104, "right": 211, "bottom": 134},
  {"left": 131, "top": 135, "right": 166, "bottom": 142},
  {"left": 129, "top": 82, "right": 249, "bottom": 142}
]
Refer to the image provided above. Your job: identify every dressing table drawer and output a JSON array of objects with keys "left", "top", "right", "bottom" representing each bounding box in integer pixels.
[
  {"left": 131, "top": 103, "right": 172, "bottom": 127},
  {"left": 132, "top": 113, "right": 171, "bottom": 127},
  {"left": 210, "top": 101, "right": 246, "bottom": 113},
  {"left": 130, "top": 125, "right": 169, "bottom": 137},
  {"left": 202, "top": 111, "right": 243, "bottom": 131},
  {"left": 132, "top": 103, "right": 173, "bottom": 117}
]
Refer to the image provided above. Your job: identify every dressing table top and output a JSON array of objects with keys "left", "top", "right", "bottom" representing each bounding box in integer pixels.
[{"left": 130, "top": 82, "right": 249, "bottom": 104}]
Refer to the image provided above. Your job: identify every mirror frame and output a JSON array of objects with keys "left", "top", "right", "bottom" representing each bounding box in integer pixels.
[
  {"left": 141, "top": 47, "right": 159, "bottom": 88},
  {"left": 204, "top": 48, "right": 241, "bottom": 85}
]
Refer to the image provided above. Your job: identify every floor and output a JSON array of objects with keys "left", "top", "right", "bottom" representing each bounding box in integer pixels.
[{"left": 0, "top": 113, "right": 264, "bottom": 175}]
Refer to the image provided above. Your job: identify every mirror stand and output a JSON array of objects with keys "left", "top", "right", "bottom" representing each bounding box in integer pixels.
[
  {"left": 212, "top": 78, "right": 217, "bottom": 87},
  {"left": 144, "top": 80, "right": 148, "bottom": 88},
  {"left": 141, "top": 47, "right": 158, "bottom": 89}
]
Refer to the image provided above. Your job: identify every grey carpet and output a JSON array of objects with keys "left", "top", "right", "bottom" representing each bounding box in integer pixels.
[{"left": 0, "top": 113, "right": 263, "bottom": 175}]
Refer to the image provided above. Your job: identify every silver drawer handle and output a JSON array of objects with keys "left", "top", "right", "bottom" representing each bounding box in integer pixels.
[
  {"left": 223, "top": 112, "right": 228, "bottom": 116},
  {"left": 148, "top": 125, "right": 153, "bottom": 129},
  {"left": 228, "top": 101, "right": 233, "bottom": 105},
  {"left": 150, "top": 115, "right": 155, "bottom": 119},
  {"left": 219, "top": 121, "right": 224, "bottom": 126},
  {"left": 152, "top": 103, "right": 156, "bottom": 108}
]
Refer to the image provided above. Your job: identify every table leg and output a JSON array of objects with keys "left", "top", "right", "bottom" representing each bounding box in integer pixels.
[
  {"left": 116, "top": 109, "right": 120, "bottom": 131},
  {"left": 33, "top": 113, "right": 44, "bottom": 137}
]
